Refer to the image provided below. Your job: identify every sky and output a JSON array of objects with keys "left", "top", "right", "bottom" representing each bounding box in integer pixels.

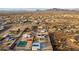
[{"left": 0, "top": 8, "right": 77, "bottom": 11}]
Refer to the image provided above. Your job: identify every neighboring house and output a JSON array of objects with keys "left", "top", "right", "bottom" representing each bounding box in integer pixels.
[
  {"left": 0, "top": 25, "right": 4, "bottom": 31},
  {"left": 0, "top": 21, "right": 5, "bottom": 31}
]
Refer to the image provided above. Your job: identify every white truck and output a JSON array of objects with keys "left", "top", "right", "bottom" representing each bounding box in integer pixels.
[{"left": 32, "top": 42, "right": 40, "bottom": 51}]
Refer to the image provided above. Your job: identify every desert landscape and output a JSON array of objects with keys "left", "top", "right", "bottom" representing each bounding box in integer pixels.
[{"left": 0, "top": 8, "right": 79, "bottom": 51}]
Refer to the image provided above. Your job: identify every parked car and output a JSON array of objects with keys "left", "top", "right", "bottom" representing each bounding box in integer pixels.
[{"left": 32, "top": 42, "right": 40, "bottom": 51}]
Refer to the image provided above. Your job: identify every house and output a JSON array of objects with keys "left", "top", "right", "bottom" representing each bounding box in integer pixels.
[{"left": 0, "top": 25, "right": 4, "bottom": 31}]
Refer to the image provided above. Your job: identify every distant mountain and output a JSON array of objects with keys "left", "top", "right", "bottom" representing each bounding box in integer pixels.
[
  {"left": 0, "top": 8, "right": 79, "bottom": 15},
  {"left": 45, "top": 8, "right": 79, "bottom": 12}
]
